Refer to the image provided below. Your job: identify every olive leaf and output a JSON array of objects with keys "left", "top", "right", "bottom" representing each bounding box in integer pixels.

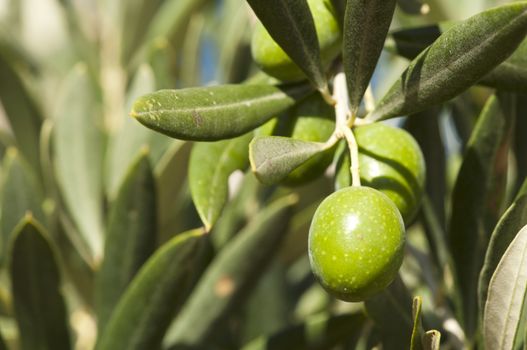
[
  {"left": 96, "top": 228, "right": 211, "bottom": 350},
  {"left": 131, "top": 83, "right": 311, "bottom": 141},
  {"left": 246, "top": 0, "right": 327, "bottom": 93},
  {"left": 95, "top": 150, "right": 157, "bottom": 331},
  {"left": 368, "top": 2, "right": 527, "bottom": 121},
  {"left": 410, "top": 296, "right": 425, "bottom": 350},
  {"left": 515, "top": 98, "right": 527, "bottom": 191},
  {"left": 189, "top": 133, "right": 253, "bottom": 231},
  {"left": 9, "top": 216, "right": 71, "bottom": 350},
  {"left": 0, "top": 39, "right": 42, "bottom": 174},
  {"left": 241, "top": 312, "right": 366, "bottom": 350},
  {"left": 0, "top": 148, "right": 46, "bottom": 264},
  {"left": 343, "top": 0, "right": 396, "bottom": 114},
  {"left": 479, "top": 178, "right": 527, "bottom": 314},
  {"left": 448, "top": 93, "right": 514, "bottom": 338},
  {"left": 364, "top": 276, "right": 414, "bottom": 350},
  {"left": 164, "top": 195, "right": 296, "bottom": 347},
  {"left": 483, "top": 225, "right": 527, "bottom": 350},
  {"left": 249, "top": 136, "right": 328, "bottom": 185}
]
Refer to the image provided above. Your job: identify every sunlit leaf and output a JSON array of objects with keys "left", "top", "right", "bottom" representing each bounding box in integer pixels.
[
  {"left": 484, "top": 225, "right": 527, "bottom": 350},
  {"left": 411, "top": 296, "right": 424, "bottom": 350},
  {"left": 249, "top": 136, "right": 327, "bottom": 185},
  {"left": 368, "top": 3, "right": 527, "bottom": 121},
  {"left": 131, "top": 84, "right": 311, "bottom": 141}
]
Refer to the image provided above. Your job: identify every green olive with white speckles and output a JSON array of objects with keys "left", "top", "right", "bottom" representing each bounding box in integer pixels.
[
  {"left": 355, "top": 123, "right": 425, "bottom": 225},
  {"left": 251, "top": 0, "right": 341, "bottom": 82},
  {"left": 308, "top": 186, "right": 405, "bottom": 302}
]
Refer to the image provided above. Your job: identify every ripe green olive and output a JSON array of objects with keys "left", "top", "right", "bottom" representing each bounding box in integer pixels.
[
  {"left": 308, "top": 186, "right": 405, "bottom": 302},
  {"left": 251, "top": 0, "right": 341, "bottom": 82},
  {"left": 355, "top": 123, "right": 426, "bottom": 225},
  {"left": 273, "top": 93, "right": 336, "bottom": 186}
]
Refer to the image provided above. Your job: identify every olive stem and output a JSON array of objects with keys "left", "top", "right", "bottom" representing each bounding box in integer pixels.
[{"left": 332, "top": 72, "right": 361, "bottom": 187}]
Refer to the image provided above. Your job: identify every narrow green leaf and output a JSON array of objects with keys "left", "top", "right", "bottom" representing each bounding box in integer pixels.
[
  {"left": 0, "top": 148, "right": 46, "bottom": 263},
  {"left": 515, "top": 98, "right": 527, "bottom": 193},
  {"left": 423, "top": 330, "right": 441, "bottom": 350},
  {"left": 96, "top": 228, "right": 211, "bottom": 350},
  {"left": 0, "top": 41, "right": 42, "bottom": 173},
  {"left": 241, "top": 312, "right": 366, "bottom": 350},
  {"left": 368, "top": 2, "right": 527, "bottom": 121},
  {"left": 249, "top": 136, "right": 327, "bottom": 185},
  {"left": 53, "top": 63, "right": 105, "bottom": 264},
  {"left": 96, "top": 150, "right": 157, "bottom": 331},
  {"left": 189, "top": 133, "right": 252, "bottom": 231},
  {"left": 9, "top": 217, "right": 71, "bottom": 350},
  {"left": 484, "top": 225, "right": 527, "bottom": 350},
  {"left": 410, "top": 296, "right": 424, "bottom": 350},
  {"left": 343, "top": 0, "right": 396, "bottom": 114},
  {"left": 364, "top": 276, "right": 414, "bottom": 350},
  {"left": 164, "top": 195, "right": 297, "bottom": 347},
  {"left": 384, "top": 23, "right": 447, "bottom": 60},
  {"left": 479, "top": 179, "right": 527, "bottom": 315},
  {"left": 131, "top": 83, "right": 311, "bottom": 141},
  {"left": 246, "top": 0, "right": 328, "bottom": 93},
  {"left": 105, "top": 64, "right": 173, "bottom": 198},
  {"left": 448, "top": 93, "right": 514, "bottom": 338}
]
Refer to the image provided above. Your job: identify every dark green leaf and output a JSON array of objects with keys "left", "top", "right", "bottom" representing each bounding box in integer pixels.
[
  {"left": 131, "top": 84, "right": 311, "bottom": 141},
  {"left": 483, "top": 225, "right": 527, "bottom": 350},
  {"left": 515, "top": 97, "right": 527, "bottom": 192},
  {"left": 189, "top": 133, "right": 252, "bottom": 231},
  {"left": 96, "top": 228, "right": 211, "bottom": 350},
  {"left": 53, "top": 63, "right": 105, "bottom": 264},
  {"left": 241, "top": 312, "right": 366, "bottom": 350},
  {"left": 479, "top": 178, "right": 527, "bottom": 314},
  {"left": 343, "top": 0, "right": 396, "bottom": 114},
  {"left": 384, "top": 23, "right": 448, "bottom": 60},
  {"left": 249, "top": 136, "right": 327, "bottom": 185},
  {"left": 9, "top": 217, "right": 71, "bottom": 350},
  {"left": 368, "top": 3, "right": 527, "bottom": 121},
  {"left": 410, "top": 296, "right": 424, "bottom": 350},
  {"left": 365, "top": 276, "right": 414, "bottom": 350},
  {"left": 105, "top": 63, "right": 173, "bottom": 198},
  {"left": 96, "top": 150, "right": 157, "bottom": 331},
  {"left": 164, "top": 195, "right": 297, "bottom": 347},
  {"left": 0, "top": 40, "right": 42, "bottom": 174},
  {"left": 246, "top": 0, "right": 328, "bottom": 93},
  {"left": 0, "top": 148, "right": 46, "bottom": 264},
  {"left": 448, "top": 93, "right": 514, "bottom": 338}
]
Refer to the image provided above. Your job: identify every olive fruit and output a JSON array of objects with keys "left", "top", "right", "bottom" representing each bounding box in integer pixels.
[
  {"left": 251, "top": 0, "right": 341, "bottom": 82},
  {"left": 355, "top": 123, "right": 425, "bottom": 224},
  {"left": 308, "top": 186, "right": 405, "bottom": 302},
  {"left": 273, "top": 93, "right": 336, "bottom": 186}
]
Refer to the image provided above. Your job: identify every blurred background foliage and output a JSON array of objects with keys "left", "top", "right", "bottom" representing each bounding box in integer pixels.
[{"left": 0, "top": 0, "right": 524, "bottom": 349}]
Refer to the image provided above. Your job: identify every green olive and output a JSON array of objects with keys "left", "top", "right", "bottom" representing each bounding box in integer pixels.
[
  {"left": 251, "top": 0, "right": 341, "bottom": 82},
  {"left": 273, "top": 93, "right": 336, "bottom": 186},
  {"left": 355, "top": 123, "right": 426, "bottom": 224},
  {"left": 308, "top": 186, "right": 405, "bottom": 302}
]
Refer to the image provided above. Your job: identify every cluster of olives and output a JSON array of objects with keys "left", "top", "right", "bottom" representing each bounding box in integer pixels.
[{"left": 251, "top": 0, "right": 426, "bottom": 301}]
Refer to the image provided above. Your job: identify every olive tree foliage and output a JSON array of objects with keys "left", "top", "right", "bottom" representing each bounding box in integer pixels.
[{"left": 0, "top": 0, "right": 525, "bottom": 349}]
